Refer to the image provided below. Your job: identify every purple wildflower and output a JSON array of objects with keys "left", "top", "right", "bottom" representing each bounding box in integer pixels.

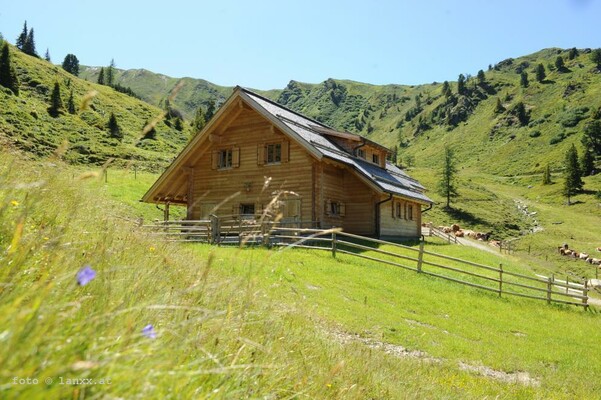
[
  {"left": 76, "top": 265, "right": 96, "bottom": 286},
  {"left": 142, "top": 324, "right": 156, "bottom": 339}
]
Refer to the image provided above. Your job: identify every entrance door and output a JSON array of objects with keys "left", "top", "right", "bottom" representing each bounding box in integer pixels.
[{"left": 239, "top": 203, "right": 255, "bottom": 218}]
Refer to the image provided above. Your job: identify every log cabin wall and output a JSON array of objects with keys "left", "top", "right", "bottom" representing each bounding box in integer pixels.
[
  {"left": 189, "top": 107, "right": 314, "bottom": 222},
  {"left": 379, "top": 196, "right": 422, "bottom": 238},
  {"left": 320, "top": 162, "right": 376, "bottom": 235}
]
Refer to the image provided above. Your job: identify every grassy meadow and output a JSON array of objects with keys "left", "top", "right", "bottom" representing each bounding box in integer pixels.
[{"left": 2, "top": 151, "right": 601, "bottom": 399}]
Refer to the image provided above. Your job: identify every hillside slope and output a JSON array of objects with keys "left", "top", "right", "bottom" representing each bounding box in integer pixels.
[
  {"left": 82, "top": 47, "right": 601, "bottom": 176},
  {"left": 0, "top": 43, "right": 190, "bottom": 170}
]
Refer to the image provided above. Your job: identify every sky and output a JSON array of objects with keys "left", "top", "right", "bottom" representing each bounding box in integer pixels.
[{"left": 1, "top": 0, "right": 600, "bottom": 90}]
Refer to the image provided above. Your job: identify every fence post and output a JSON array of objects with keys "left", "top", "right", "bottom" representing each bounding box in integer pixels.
[
  {"left": 566, "top": 276, "right": 569, "bottom": 295},
  {"left": 583, "top": 279, "right": 589, "bottom": 310},
  {"left": 332, "top": 232, "right": 337, "bottom": 258},
  {"left": 499, "top": 264, "right": 503, "bottom": 297},
  {"left": 210, "top": 214, "right": 220, "bottom": 244},
  {"left": 417, "top": 240, "right": 425, "bottom": 273},
  {"left": 546, "top": 276, "right": 553, "bottom": 304}
]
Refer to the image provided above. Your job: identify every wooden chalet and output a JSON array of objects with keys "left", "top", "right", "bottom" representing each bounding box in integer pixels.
[{"left": 142, "top": 87, "right": 432, "bottom": 239}]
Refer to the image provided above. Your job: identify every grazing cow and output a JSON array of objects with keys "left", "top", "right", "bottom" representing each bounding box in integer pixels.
[
  {"left": 592, "top": 258, "right": 601, "bottom": 265},
  {"left": 455, "top": 230, "right": 465, "bottom": 237},
  {"left": 580, "top": 253, "right": 589, "bottom": 260},
  {"left": 451, "top": 224, "right": 461, "bottom": 232},
  {"left": 596, "top": 247, "right": 601, "bottom": 252}
]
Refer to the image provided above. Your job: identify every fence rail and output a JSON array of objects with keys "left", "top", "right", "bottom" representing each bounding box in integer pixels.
[
  {"left": 273, "top": 228, "right": 590, "bottom": 309},
  {"left": 141, "top": 219, "right": 590, "bottom": 309}
]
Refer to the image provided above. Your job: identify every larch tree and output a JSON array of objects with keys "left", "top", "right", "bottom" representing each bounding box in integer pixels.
[
  {"left": 106, "top": 59, "right": 115, "bottom": 86},
  {"left": 67, "top": 89, "right": 76, "bottom": 114},
  {"left": 0, "top": 42, "right": 20, "bottom": 95},
  {"left": 48, "top": 82, "right": 63, "bottom": 116},
  {"left": 191, "top": 105, "right": 206, "bottom": 134},
  {"left": 563, "top": 144, "right": 584, "bottom": 205},
  {"left": 97, "top": 67, "right": 105, "bottom": 85},
  {"left": 457, "top": 74, "right": 466, "bottom": 95},
  {"left": 437, "top": 146, "right": 459, "bottom": 209},
  {"left": 22, "top": 28, "right": 38, "bottom": 57},
  {"left": 16, "top": 21, "right": 27, "bottom": 50},
  {"left": 580, "top": 150, "right": 595, "bottom": 176},
  {"left": 107, "top": 113, "right": 122, "bottom": 139},
  {"left": 535, "top": 63, "right": 546, "bottom": 82},
  {"left": 542, "top": 164, "right": 552, "bottom": 185},
  {"left": 62, "top": 54, "right": 80, "bottom": 76},
  {"left": 520, "top": 71, "right": 529, "bottom": 88}
]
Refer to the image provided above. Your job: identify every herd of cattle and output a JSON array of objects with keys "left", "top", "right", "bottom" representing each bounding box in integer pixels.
[
  {"left": 429, "top": 223, "right": 492, "bottom": 241},
  {"left": 425, "top": 222, "right": 601, "bottom": 265},
  {"left": 558, "top": 244, "right": 601, "bottom": 265}
]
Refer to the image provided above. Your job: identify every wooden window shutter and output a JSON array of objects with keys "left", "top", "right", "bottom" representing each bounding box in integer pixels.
[
  {"left": 281, "top": 140, "right": 289, "bottom": 162},
  {"left": 211, "top": 151, "right": 218, "bottom": 170},
  {"left": 232, "top": 147, "right": 240, "bottom": 168},
  {"left": 392, "top": 200, "right": 396, "bottom": 219},
  {"left": 232, "top": 204, "right": 239, "bottom": 216},
  {"left": 257, "top": 144, "right": 265, "bottom": 165},
  {"left": 339, "top": 202, "right": 346, "bottom": 217},
  {"left": 404, "top": 203, "right": 408, "bottom": 220},
  {"left": 325, "top": 200, "right": 331, "bottom": 216}
]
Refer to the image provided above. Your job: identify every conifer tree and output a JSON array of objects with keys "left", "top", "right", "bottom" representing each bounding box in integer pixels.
[
  {"left": 22, "top": 28, "right": 38, "bottom": 57},
  {"left": 61, "top": 54, "right": 80, "bottom": 76},
  {"left": 44, "top": 48, "right": 51, "bottom": 62},
  {"left": 535, "top": 63, "right": 546, "bottom": 82},
  {"left": 581, "top": 149, "right": 595, "bottom": 176},
  {"left": 520, "top": 71, "right": 529, "bottom": 88},
  {"left": 457, "top": 74, "right": 466, "bottom": 95},
  {"left": 106, "top": 59, "right": 115, "bottom": 86},
  {"left": 542, "top": 164, "right": 552, "bottom": 185},
  {"left": 568, "top": 47, "right": 578, "bottom": 60},
  {"left": 108, "top": 113, "right": 122, "bottom": 139},
  {"left": 555, "top": 56, "right": 565, "bottom": 71},
  {"left": 97, "top": 67, "right": 105, "bottom": 85},
  {"left": 205, "top": 99, "right": 216, "bottom": 122},
  {"left": 441, "top": 81, "right": 452, "bottom": 98},
  {"left": 67, "top": 89, "right": 76, "bottom": 114},
  {"left": 191, "top": 105, "right": 206, "bottom": 134},
  {"left": 0, "top": 42, "right": 20, "bottom": 95},
  {"left": 16, "top": 21, "right": 27, "bottom": 50},
  {"left": 437, "top": 146, "right": 458, "bottom": 209},
  {"left": 477, "top": 69, "right": 486, "bottom": 85},
  {"left": 142, "top": 119, "right": 157, "bottom": 140},
  {"left": 48, "top": 82, "right": 63, "bottom": 116},
  {"left": 582, "top": 120, "right": 601, "bottom": 156},
  {"left": 494, "top": 97, "right": 505, "bottom": 114},
  {"left": 563, "top": 144, "right": 583, "bottom": 204},
  {"left": 591, "top": 49, "right": 601, "bottom": 70}
]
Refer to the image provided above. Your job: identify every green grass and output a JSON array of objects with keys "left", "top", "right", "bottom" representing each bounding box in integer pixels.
[
  {"left": 0, "top": 43, "right": 189, "bottom": 170},
  {"left": 3, "top": 152, "right": 601, "bottom": 399}
]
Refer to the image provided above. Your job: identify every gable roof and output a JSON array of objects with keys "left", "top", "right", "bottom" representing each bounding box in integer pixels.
[{"left": 142, "top": 86, "right": 432, "bottom": 205}]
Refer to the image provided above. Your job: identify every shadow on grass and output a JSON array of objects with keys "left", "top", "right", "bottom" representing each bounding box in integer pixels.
[{"left": 442, "top": 206, "right": 488, "bottom": 227}]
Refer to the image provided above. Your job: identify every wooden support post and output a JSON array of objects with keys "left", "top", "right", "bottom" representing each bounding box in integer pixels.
[
  {"left": 499, "top": 264, "right": 503, "bottom": 297},
  {"left": 164, "top": 202, "right": 170, "bottom": 222},
  {"left": 417, "top": 240, "right": 425, "bottom": 273},
  {"left": 546, "top": 276, "right": 553, "bottom": 304},
  {"left": 332, "top": 232, "right": 337, "bottom": 258},
  {"left": 566, "top": 276, "right": 569, "bottom": 295},
  {"left": 583, "top": 279, "right": 589, "bottom": 310}
]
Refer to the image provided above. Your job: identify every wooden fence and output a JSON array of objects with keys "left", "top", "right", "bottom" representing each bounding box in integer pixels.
[
  {"left": 272, "top": 227, "right": 590, "bottom": 309},
  {"left": 141, "top": 220, "right": 590, "bottom": 309}
]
